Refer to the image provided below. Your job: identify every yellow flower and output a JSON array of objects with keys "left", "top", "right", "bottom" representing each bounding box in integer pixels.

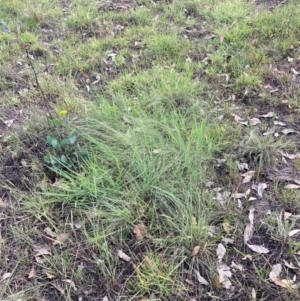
[{"left": 59, "top": 110, "right": 68, "bottom": 117}]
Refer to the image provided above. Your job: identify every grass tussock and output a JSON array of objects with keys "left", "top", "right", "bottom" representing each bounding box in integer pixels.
[{"left": 1, "top": 0, "right": 300, "bottom": 300}]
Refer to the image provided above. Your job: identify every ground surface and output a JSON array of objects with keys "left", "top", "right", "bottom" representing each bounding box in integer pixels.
[{"left": 1, "top": 0, "right": 300, "bottom": 300}]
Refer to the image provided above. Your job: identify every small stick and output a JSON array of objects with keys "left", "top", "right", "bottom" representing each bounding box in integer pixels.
[{"left": 25, "top": 47, "right": 53, "bottom": 120}]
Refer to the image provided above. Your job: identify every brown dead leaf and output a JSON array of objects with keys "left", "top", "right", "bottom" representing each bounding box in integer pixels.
[
  {"left": 250, "top": 118, "right": 261, "bottom": 126},
  {"left": 190, "top": 246, "right": 200, "bottom": 257},
  {"left": 222, "top": 221, "right": 231, "bottom": 234},
  {"left": 242, "top": 170, "right": 255, "bottom": 183},
  {"left": 273, "top": 277, "right": 297, "bottom": 289},
  {"left": 133, "top": 224, "right": 147, "bottom": 241},
  {"left": 28, "top": 266, "right": 36, "bottom": 279},
  {"left": 190, "top": 245, "right": 200, "bottom": 257},
  {"left": 33, "top": 244, "right": 51, "bottom": 257},
  {"left": 45, "top": 271, "right": 56, "bottom": 279},
  {"left": 212, "top": 276, "right": 223, "bottom": 290},
  {"left": 144, "top": 256, "right": 156, "bottom": 270},
  {"left": 51, "top": 282, "right": 65, "bottom": 295},
  {"left": 53, "top": 233, "right": 70, "bottom": 245}
]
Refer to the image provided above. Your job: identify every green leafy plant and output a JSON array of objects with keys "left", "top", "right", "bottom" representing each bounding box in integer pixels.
[{"left": 44, "top": 110, "right": 90, "bottom": 172}]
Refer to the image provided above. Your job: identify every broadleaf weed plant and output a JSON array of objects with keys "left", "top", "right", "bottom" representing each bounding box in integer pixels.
[
  {"left": 43, "top": 110, "right": 90, "bottom": 172},
  {"left": 25, "top": 48, "right": 89, "bottom": 173}
]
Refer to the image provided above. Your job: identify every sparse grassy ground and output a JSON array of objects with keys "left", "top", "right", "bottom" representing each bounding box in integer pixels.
[{"left": 2, "top": 0, "right": 300, "bottom": 300}]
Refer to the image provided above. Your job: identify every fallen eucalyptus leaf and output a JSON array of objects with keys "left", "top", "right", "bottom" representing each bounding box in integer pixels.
[
  {"left": 269, "top": 263, "right": 282, "bottom": 281},
  {"left": 222, "top": 221, "right": 231, "bottom": 234},
  {"left": 244, "top": 223, "right": 254, "bottom": 243},
  {"left": 3, "top": 119, "right": 14, "bottom": 127},
  {"left": 230, "top": 261, "right": 244, "bottom": 271},
  {"left": 133, "top": 224, "right": 147, "bottom": 241},
  {"left": 194, "top": 270, "right": 209, "bottom": 286},
  {"left": 283, "top": 260, "right": 297, "bottom": 269},
  {"left": 248, "top": 206, "right": 255, "bottom": 224},
  {"left": 216, "top": 243, "right": 226, "bottom": 263},
  {"left": 44, "top": 227, "right": 56, "bottom": 238},
  {"left": 45, "top": 271, "right": 56, "bottom": 279},
  {"left": 63, "top": 279, "right": 77, "bottom": 291},
  {"left": 274, "top": 121, "right": 286, "bottom": 126},
  {"left": 217, "top": 263, "right": 232, "bottom": 289},
  {"left": 28, "top": 266, "right": 36, "bottom": 279},
  {"left": 291, "top": 67, "right": 300, "bottom": 75},
  {"left": 284, "top": 212, "right": 292, "bottom": 220},
  {"left": 279, "top": 152, "right": 300, "bottom": 160},
  {"left": 288, "top": 229, "right": 300, "bottom": 237},
  {"left": 53, "top": 233, "right": 69, "bottom": 245},
  {"left": 250, "top": 118, "right": 261, "bottom": 126},
  {"left": 118, "top": 250, "right": 131, "bottom": 262},
  {"left": 33, "top": 245, "right": 51, "bottom": 257},
  {"left": 190, "top": 245, "right": 201, "bottom": 257},
  {"left": 285, "top": 184, "right": 300, "bottom": 189},
  {"left": 247, "top": 244, "right": 269, "bottom": 254},
  {"left": 259, "top": 112, "right": 274, "bottom": 118},
  {"left": 282, "top": 128, "right": 297, "bottom": 135},
  {"left": 257, "top": 183, "right": 267, "bottom": 197},
  {"left": 1, "top": 272, "right": 12, "bottom": 281},
  {"left": 222, "top": 238, "right": 234, "bottom": 244}
]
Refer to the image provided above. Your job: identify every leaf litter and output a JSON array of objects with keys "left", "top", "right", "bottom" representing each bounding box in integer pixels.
[
  {"left": 194, "top": 270, "right": 209, "bottom": 286},
  {"left": 216, "top": 243, "right": 226, "bottom": 263},
  {"left": 269, "top": 264, "right": 297, "bottom": 289},
  {"left": 118, "top": 250, "right": 131, "bottom": 262},
  {"left": 217, "top": 263, "right": 232, "bottom": 289}
]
